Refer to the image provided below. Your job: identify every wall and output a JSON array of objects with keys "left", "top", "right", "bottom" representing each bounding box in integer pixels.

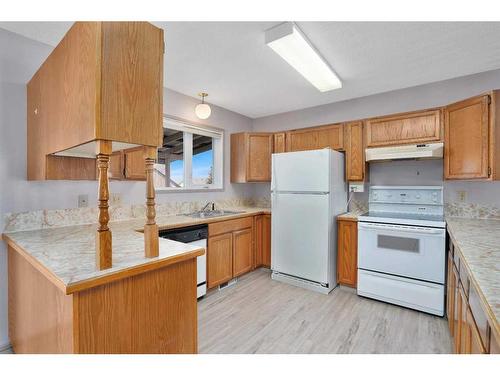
[
  {"left": 0, "top": 29, "right": 253, "bottom": 348},
  {"left": 252, "top": 68, "right": 500, "bottom": 209}
]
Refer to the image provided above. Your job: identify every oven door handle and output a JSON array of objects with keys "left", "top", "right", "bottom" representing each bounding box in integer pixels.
[{"left": 358, "top": 222, "right": 445, "bottom": 235}]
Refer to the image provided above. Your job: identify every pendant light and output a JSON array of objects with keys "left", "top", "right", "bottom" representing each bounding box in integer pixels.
[{"left": 195, "top": 92, "right": 211, "bottom": 119}]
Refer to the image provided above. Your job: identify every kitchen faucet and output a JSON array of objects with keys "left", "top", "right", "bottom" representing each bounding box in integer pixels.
[{"left": 201, "top": 202, "right": 215, "bottom": 211}]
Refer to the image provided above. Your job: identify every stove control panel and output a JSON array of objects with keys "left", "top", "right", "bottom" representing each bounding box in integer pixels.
[{"left": 368, "top": 186, "right": 443, "bottom": 205}]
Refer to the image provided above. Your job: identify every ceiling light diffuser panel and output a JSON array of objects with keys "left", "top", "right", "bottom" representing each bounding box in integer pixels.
[{"left": 265, "top": 22, "right": 342, "bottom": 92}]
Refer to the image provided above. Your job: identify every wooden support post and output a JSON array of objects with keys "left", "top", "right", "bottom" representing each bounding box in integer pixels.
[
  {"left": 144, "top": 146, "right": 159, "bottom": 258},
  {"left": 96, "top": 141, "right": 113, "bottom": 270}
]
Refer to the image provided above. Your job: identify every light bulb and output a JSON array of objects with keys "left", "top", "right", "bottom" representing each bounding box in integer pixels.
[{"left": 195, "top": 103, "right": 211, "bottom": 119}]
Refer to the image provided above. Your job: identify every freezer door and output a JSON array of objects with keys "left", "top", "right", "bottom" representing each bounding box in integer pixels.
[
  {"left": 271, "top": 192, "right": 330, "bottom": 284},
  {"left": 271, "top": 149, "right": 331, "bottom": 193}
]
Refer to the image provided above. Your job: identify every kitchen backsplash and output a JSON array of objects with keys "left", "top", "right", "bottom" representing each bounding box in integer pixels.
[{"left": 3, "top": 197, "right": 271, "bottom": 233}]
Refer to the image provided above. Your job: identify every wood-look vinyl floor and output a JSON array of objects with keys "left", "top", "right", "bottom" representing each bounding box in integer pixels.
[{"left": 198, "top": 268, "right": 452, "bottom": 354}]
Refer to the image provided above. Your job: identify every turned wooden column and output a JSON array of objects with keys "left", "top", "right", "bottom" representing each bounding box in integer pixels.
[
  {"left": 96, "top": 140, "right": 113, "bottom": 270},
  {"left": 144, "top": 146, "right": 159, "bottom": 258}
]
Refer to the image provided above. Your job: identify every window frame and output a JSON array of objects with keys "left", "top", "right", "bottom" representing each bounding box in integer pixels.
[{"left": 155, "top": 115, "right": 224, "bottom": 193}]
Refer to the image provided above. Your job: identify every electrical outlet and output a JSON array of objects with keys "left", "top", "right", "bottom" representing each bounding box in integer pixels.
[
  {"left": 110, "top": 192, "right": 122, "bottom": 205},
  {"left": 78, "top": 194, "right": 89, "bottom": 208},
  {"left": 457, "top": 191, "right": 467, "bottom": 202},
  {"left": 349, "top": 182, "right": 365, "bottom": 193}
]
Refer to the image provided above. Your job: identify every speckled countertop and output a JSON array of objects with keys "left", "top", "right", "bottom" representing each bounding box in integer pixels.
[
  {"left": 2, "top": 207, "right": 269, "bottom": 293},
  {"left": 446, "top": 217, "right": 500, "bottom": 334}
]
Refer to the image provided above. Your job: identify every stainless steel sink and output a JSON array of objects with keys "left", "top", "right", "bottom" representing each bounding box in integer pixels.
[{"left": 181, "top": 210, "right": 245, "bottom": 219}]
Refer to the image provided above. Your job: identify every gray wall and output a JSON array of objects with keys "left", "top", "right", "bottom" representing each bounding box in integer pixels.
[
  {"left": 252, "top": 69, "right": 500, "bottom": 207},
  {"left": 0, "top": 29, "right": 253, "bottom": 348}
]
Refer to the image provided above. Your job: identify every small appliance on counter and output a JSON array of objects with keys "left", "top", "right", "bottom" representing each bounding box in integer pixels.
[
  {"left": 271, "top": 149, "right": 347, "bottom": 294},
  {"left": 160, "top": 225, "right": 207, "bottom": 298},
  {"left": 357, "top": 186, "right": 446, "bottom": 316}
]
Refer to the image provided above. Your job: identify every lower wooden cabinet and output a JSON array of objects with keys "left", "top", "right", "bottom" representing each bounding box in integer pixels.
[
  {"left": 233, "top": 228, "right": 253, "bottom": 277},
  {"left": 207, "top": 233, "right": 233, "bottom": 289},
  {"left": 262, "top": 214, "right": 271, "bottom": 267},
  {"left": 337, "top": 218, "right": 358, "bottom": 287},
  {"left": 447, "top": 231, "right": 496, "bottom": 354},
  {"left": 207, "top": 214, "right": 271, "bottom": 289}
]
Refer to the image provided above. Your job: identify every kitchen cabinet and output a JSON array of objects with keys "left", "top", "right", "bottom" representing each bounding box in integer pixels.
[
  {"left": 444, "top": 92, "right": 500, "bottom": 180},
  {"left": 262, "top": 214, "right": 271, "bottom": 268},
  {"left": 337, "top": 218, "right": 358, "bottom": 287},
  {"left": 273, "top": 132, "right": 286, "bottom": 153},
  {"left": 344, "top": 121, "right": 366, "bottom": 182},
  {"left": 233, "top": 228, "right": 253, "bottom": 277},
  {"left": 286, "top": 124, "right": 344, "bottom": 152},
  {"left": 231, "top": 133, "right": 273, "bottom": 183},
  {"left": 207, "top": 233, "right": 233, "bottom": 289},
  {"left": 207, "top": 217, "right": 254, "bottom": 288},
  {"left": 253, "top": 214, "right": 271, "bottom": 269},
  {"left": 446, "top": 231, "right": 498, "bottom": 354},
  {"left": 27, "top": 22, "right": 164, "bottom": 180},
  {"left": 109, "top": 146, "right": 147, "bottom": 181},
  {"left": 365, "top": 109, "right": 442, "bottom": 148}
]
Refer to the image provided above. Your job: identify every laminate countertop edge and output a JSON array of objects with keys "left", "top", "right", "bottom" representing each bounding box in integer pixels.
[{"left": 3, "top": 233, "right": 205, "bottom": 295}]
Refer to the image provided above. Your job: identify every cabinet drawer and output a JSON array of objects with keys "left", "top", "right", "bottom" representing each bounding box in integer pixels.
[
  {"left": 459, "top": 257, "right": 470, "bottom": 297},
  {"left": 209, "top": 217, "right": 253, "bottom": 237}
]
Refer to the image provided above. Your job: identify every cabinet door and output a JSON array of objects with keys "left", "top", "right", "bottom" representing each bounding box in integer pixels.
[
  {"left": 337, "top": 220, "right": 358, "bottom": 287},
  {"left": 207, "top": 233, "right": 233, "bottom": 288},
  {"left": 254, "top": 215, "right": 263, "bottom": 268},
  {"left": 317, "top": 124, "right": 344, "bottom": 150},
  {"left": 453, "top": 265, "right": 461, "bottom": 353},
  {"left": 458, "top": 284, "right": 469, "bottom": 354},
  {"left": 233, "top": 228, "right": 253, "bottom": 277},
  {"left": 109, "top": 151, "right": 124, "bottom": 180},
  {"left": 365, "top": 109, "right": 441, "bottom": 147},
  {"left": 466, "top": 307, "right": 486, "bottom": 354},
  {"left": 124, "top": 147, "right": 146, "bottom": 180},
  {"left": 444, "top": 95, "right": 490, "bottom": 179},
  {"left": 286, "top": 124, "right": 343, "bottom": 152},
  {"left": 273, "top": 133, "right": 286, "bottom": 154},
  {"left": 447, "top": 252, "right": 456, "bottom": 337},
  {"left": 345, "top": 121, "right": 365, "bottom": 181},
  {"left": 287, "top": 129, "right": 318, "bottom": 152},
  {"left": 262, "top": 214, "right": 271, "bottom": 268},
  {"left": 247, "top": 133, "right": 272, "bottom": 182}
]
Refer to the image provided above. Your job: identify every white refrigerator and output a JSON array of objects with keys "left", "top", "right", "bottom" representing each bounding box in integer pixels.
[{"left": 271, "top": 149, "right": 347, "bottom": 294}]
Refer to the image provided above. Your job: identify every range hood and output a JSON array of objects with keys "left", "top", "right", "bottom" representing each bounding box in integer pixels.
[{"left": 365, "top": 142, "right": 444, "bottom": 162}]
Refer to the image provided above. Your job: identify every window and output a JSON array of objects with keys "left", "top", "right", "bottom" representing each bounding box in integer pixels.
[{"left": 154, "top": 116, "right": 223, "bottom": 191}]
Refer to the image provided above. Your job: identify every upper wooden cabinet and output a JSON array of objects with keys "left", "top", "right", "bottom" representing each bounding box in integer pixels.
[
  {"left": 344, "top": 121, "right": 365, "bottom": 181},
  {"left": 109, "top": 146, "right": 147, "bottom": 181},
  {"left": 286, "top": 124, "right": 344, "bottom": 152},
  {"left": 365, "top": 109, "right": 442, "bottom": 148},
  {"left": 444, "top": 92, "right": 500, "bottom": 180},
  {"left": 231, "top": 133, "right": 273, "bottom": 183},
  {"left": 273, "top": 132, "right": 286, "bottom": 154},
  {"left": 27, "top": 22, "right": 164, "bottom": 180}
]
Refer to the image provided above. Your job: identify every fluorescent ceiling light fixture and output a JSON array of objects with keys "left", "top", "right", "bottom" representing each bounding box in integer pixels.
[{"left": 265, "top": 22, "right": 342, "bottom": 92}]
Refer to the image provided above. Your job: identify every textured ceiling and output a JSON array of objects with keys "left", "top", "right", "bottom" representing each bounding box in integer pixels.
[{"left": 2, "top": 21, "right": 500, "bottom": 118}]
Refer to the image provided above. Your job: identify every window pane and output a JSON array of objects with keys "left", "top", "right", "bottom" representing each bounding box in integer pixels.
[
  {"left": 192, "top": 135, "right": 213, "bottom": 185},
  {"left": 154, "top": 129, "right": 184, "bottom": 188}
]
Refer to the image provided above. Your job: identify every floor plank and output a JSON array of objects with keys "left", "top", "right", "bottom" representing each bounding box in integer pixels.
[{"left": 198, "top": 268, "right": 452, "bottom": 354}]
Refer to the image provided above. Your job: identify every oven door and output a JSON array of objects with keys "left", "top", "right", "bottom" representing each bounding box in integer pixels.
[{"left": 358, "top": 222, "right": 445, "bottom": 283}]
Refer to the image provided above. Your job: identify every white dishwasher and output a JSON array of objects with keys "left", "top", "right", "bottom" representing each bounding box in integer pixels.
[{"left": 160, "top": 225, "right": 207, "bottom": 298}]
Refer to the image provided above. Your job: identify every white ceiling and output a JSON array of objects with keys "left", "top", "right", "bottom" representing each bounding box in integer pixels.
[{"left": 2, "top": 21, "right": 500, "bottom": 118}]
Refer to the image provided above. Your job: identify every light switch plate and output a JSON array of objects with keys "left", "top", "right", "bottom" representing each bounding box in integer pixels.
[
  {"left": 457, "top": 191, "right": 467, "bottom": 202},
  {"left": 78, "top": 194, "right": 89, "bottom": 208}
]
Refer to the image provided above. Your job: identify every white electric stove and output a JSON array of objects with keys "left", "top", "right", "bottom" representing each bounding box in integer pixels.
[{"left": 357, "top": 186, "right": 446, "bottom": 316}]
